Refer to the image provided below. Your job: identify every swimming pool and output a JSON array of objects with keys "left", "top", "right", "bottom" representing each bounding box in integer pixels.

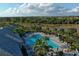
[{"left": 24, "top": 33, "right": 59, "bottom": 55}]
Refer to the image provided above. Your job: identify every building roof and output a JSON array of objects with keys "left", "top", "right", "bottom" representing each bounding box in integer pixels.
[{"left": 0, "top": 25, "right": 22, "bottom": 56}]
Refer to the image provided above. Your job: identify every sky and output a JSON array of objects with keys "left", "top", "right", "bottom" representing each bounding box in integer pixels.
[{"left": 0, "top": 3, "right": 79, "bottom": 17}]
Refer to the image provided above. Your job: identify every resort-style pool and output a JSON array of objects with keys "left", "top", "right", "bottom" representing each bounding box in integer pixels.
[{"left": 24, "top": 33, "right": 59, "bottom": 55}]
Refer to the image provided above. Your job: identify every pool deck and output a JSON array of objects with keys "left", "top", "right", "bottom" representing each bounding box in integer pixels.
[
  {"left": 25, "top": 32, "right": 68, "bottom": 51},
  {"left": 36, "top": 32, "right": 67, "bottom": 49},
  {"left": 40, "top": 33, "right": 62, "bottom": 45}
]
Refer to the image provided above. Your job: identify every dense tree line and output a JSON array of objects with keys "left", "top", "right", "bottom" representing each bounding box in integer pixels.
[{"left": 0, "top": 16, "right": 79, "bottom": 24}]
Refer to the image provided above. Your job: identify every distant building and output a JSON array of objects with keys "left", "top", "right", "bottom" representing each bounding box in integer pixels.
[{"left": 0, "top": 25, "right": 22, "bottom": 56}]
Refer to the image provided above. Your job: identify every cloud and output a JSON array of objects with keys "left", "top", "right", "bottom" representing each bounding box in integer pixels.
[
  {"left": 1, "top": 3, "right": 79, "bottom": 17},
  {"left": 66, "top": 7, "right": 79, "bottom": 13},
  {"left": 17, "top": 3, "right": 55, "bottom": 15},
  {"left": 0, "top": 3, "right": 63, "bottom": 16}
]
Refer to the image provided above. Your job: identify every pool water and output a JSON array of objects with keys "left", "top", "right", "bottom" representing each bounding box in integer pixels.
[
  {"left": 47, "top": 39, "right": 59, "bottom": 48},
  {"left": 24, "top": 33, "right": 59, "bottom": 55}
]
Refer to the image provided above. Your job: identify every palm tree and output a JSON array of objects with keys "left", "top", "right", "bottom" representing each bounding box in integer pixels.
[{"left": 34, "top": 37, "right": 50, "bottom": 56}]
